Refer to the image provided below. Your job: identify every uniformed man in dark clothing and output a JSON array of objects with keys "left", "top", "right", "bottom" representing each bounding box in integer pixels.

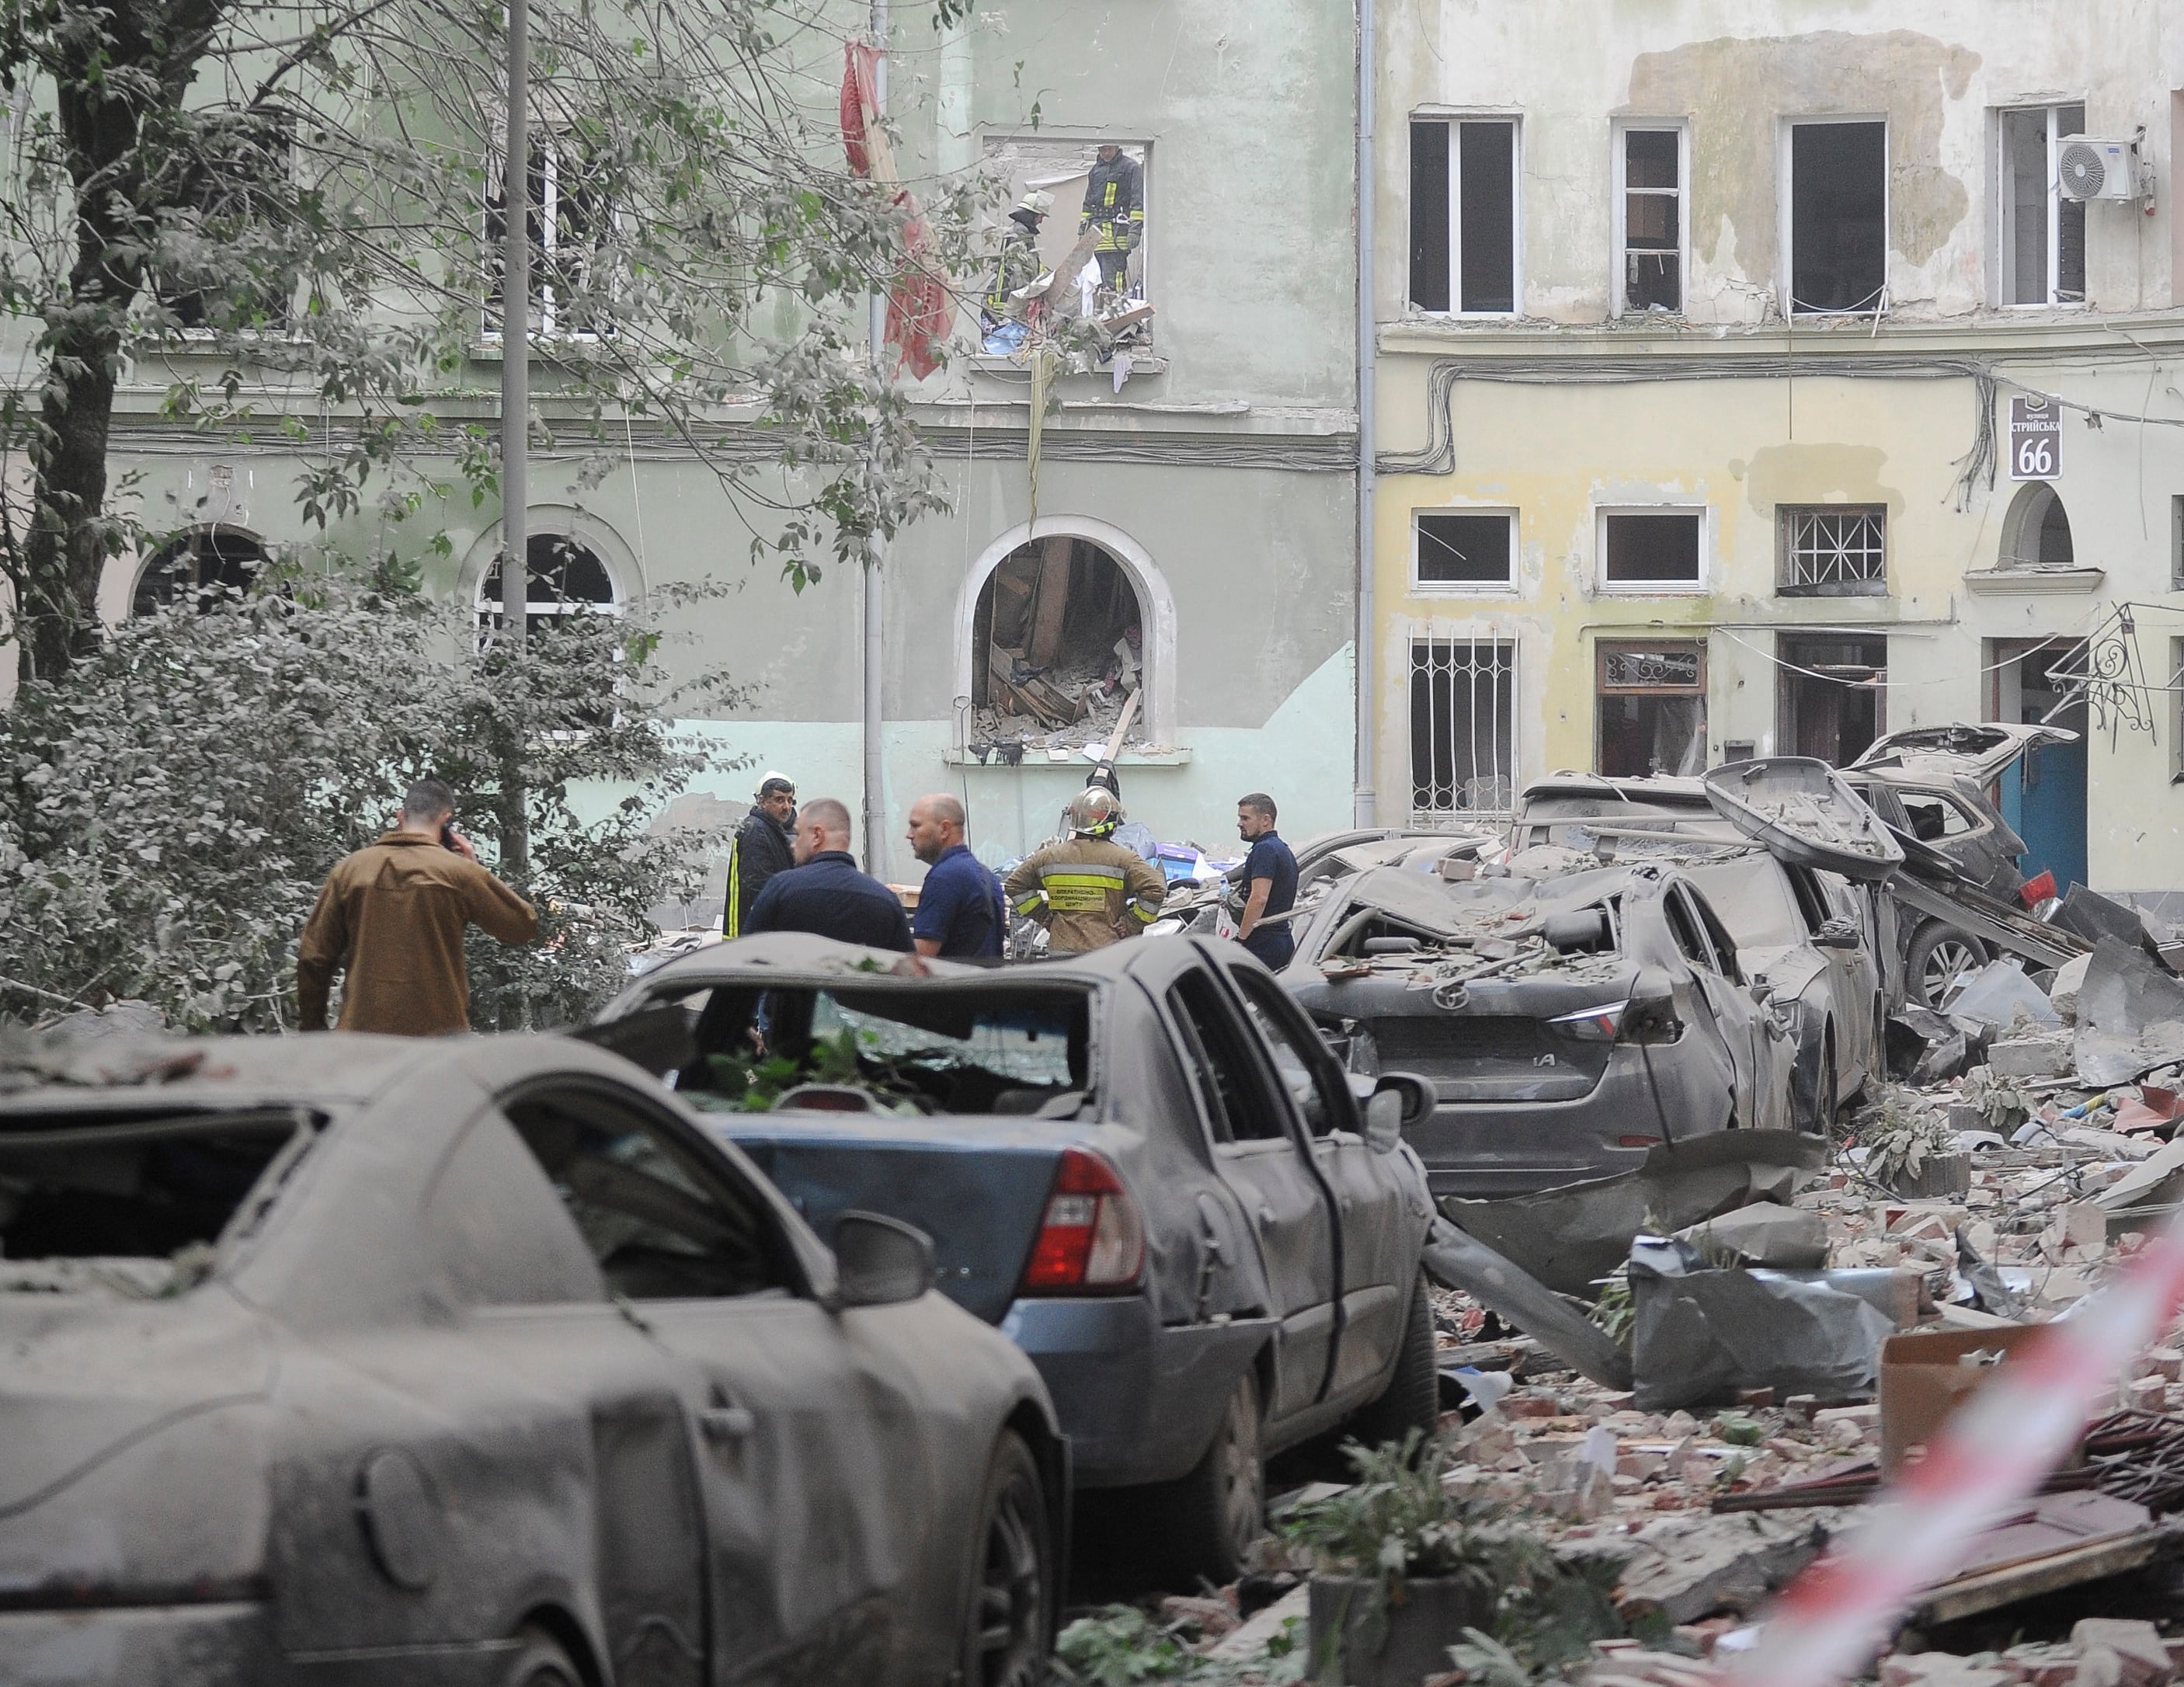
[
  {"left": 1234, "top": 792, "right": 1299, "bottom": 971},
  {"left": 1080, "top": 144, "right": 1143, "bottom": 296},
  {"left": 743, "top": 796, "right": 913, "bottom": 951},
  {"left": 723, "top": 773, "right": 796, "bottom": 937},
  {"left": 982, "top": 190, "right": 1052, "bottom": 353}
]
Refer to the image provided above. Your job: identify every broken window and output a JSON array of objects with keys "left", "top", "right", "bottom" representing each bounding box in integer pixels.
[
  {"left": 1789, "top": 120, "right": 1887, "bottom": 315},
  {"left": 1618, "top": 126, "right": 1683, "bottom": 315},
  {"left": 2000, "top": 482, "right": 2076, "bottom": 569},
  {"left": 1410, "top": 637, "right": 1516, "bottom": 823},
  {"left": 979, "top": 138, "right": 1151, "bottom": 353},
  {"left": 477, "top": 534, "right": 619, "bottom": 641},
  {"left": 1414, "top": 510, "right": 1514, "bottom": 590},
  {"left": 1777, "top": 635, "right": 1887, "bottom": 765},
  {"left": 1596, "top": 641, "right": 1707, "bottom": 778},
  {"left": 133, "top": 525, "right": 270, "bottom": 614},
  {"left": 0, "top": 1108, "right": 313, "bottom": 1296},
  {"left": 1779, "top": 505, "right": 1887, "bottom": 597},
  {"left": 1601, "top": 510, "right": 1703, "bottom": 590},
  {"left": 1999, "top": 104, "right": 2087, "bottom": 306},
  {"left": 1409, "top": 117, "right": 1518, "bottom": 314},
  {"left": 485, "top": 134, "right": 610, "bottom": 338},
  {"left": 971, "top": 536, "right": 1145, "bottom": 753},
  {"left": 149, "top": 113, "right": 296, "bottom": 332}
]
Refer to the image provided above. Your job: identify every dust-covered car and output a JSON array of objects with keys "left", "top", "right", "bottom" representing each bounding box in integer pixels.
[
  {"left": 1844, "top": 722, "right": 2081, "bottom": 1005},
  {"left": 595, "top": 932, "right": 1441, "bottom": 1588},
  {"left": 1281, "top": 854, "right": 1796, "bottom": 1197},
  {"left": 0, "top": 1031, "right": 1063, "bottom": 1687},
  {"left": 1509, "top": 772, "right": 1887, "bottom": 1129}
]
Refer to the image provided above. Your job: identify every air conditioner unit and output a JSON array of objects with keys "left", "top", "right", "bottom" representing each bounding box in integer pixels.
[{"left": 2057, "top": 135, "right": 2141, "bottom": 202}]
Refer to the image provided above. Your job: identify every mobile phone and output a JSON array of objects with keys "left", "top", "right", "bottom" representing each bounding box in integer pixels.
[{"left": 440, "top": 822, "right": 458, "bottom": 850}]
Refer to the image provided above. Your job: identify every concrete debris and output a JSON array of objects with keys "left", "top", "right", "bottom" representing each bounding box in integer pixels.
[
  {"left": 1571, "top": 1509, "right": 1831, "bottom": 1626},
  {"left": 2050, "top": 952, "right": 2095, "bottom": 1026},
  {"left": 2077, "top": 937, "right": 2184, "bottom": 1087},
  {"left": 1991, "top": 1033, "right": 2077, "bottom": 1080},
  {"left": 1673, "top": 1202, "right": 1828, "bottom": 1268}
]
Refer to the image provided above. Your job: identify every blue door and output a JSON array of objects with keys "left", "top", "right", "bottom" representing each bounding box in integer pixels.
[{"left": 2001, "top": 734, "right": 2087, "bottom": 892}]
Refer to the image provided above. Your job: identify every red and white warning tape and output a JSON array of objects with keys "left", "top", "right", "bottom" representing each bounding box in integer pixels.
[{"left": 1725, "top": 1231, "right": 2184, "bottom": 1687}]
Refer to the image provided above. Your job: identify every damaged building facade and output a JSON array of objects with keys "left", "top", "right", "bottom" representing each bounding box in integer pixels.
[
  {"left": 10, "top": 0, "right": 1360, "bottom": 888},
  {"left": 1369, "top": 4, "right": 2184, "bottom": 906}
]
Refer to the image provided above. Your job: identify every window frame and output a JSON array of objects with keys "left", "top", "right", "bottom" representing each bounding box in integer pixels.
[
  {"left": 1780, "top": 115, "right": 1890, "bottom": 318},
  {"left": 1777, "top": 504, "right": 1889, "bottom": 597},
  {"left": 1597, "top": 504, "right": 1709, "bottom": 595},
  {"left": 475, "top": 532, "right": 623, "bottom": 641},
  {"left": 1612, "top": 120, "right": 1688, "bottom": 318},
  {"left": 1995, "top": 102, "right": 2088, "bottom": 310},
  {"left": 482, "top": 128, "right": 614, "bottom": 343},
  {"left": 1407, "top": 634, "right": 1519, "bottom": 826},
  {"left": 1411, "top": 508, "right": 1518, "bottom": 595},
  {"left": 1408, "top": 112, "right": 1522, "bottom": 318}
]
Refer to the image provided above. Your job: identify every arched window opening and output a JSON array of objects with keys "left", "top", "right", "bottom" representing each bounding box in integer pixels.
[
  {"left": 971, "top": 536, "right": 1145, "bottom": 751},
  {"left": 133, "top": 527, "right": 269, "bottom": 615},
  {"left": 475, "top": 534, "right": 618, "bottom": 640},
  {"left": 2000, "top": 482, "right": 2076, "bottom": 570}
]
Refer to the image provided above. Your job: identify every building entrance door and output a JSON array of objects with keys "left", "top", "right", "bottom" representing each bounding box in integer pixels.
[{"left": 1990, "top": 638, "right": 2088, "bottom": 892}]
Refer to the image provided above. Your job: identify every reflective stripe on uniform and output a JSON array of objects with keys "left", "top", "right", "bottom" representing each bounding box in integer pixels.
[
  {"left": 1012, "top": 891, "right": 1046, "bottom": 915},
  {"left": 1129, "top": 900, "right": 1160, "bottom": 923},
  {"left": 1042, "top": 865, "right": 1128, "bottom": 913},
  {"left": 722, "top": 837, "right": 742, "bottom": 936}
]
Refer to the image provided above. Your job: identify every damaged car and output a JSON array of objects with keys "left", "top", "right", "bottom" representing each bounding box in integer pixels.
[
  {"left": 0, "top": 1032, "right": 1064, "bottom": 1686},
  {"left": 1509, "top": 770, "right": 1889, "bottom": 1129},
  {"left": 594, "top": 932, "right": 1441, "bottom": 1589},
  {"left": 1845, "top": 722, "right": 2081, "bottom": 1006},
  {"left": 1281, "top": 854, "right": 1795, "bottom": 1198}
]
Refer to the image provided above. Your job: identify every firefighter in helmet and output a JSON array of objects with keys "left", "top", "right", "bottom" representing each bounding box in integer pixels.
[
  {"left": 1080, "top": 144, "right": 1142, "bottom": 298},
  {"left": 1004, "top": 786, "right": 1167, "bottom": 955}
]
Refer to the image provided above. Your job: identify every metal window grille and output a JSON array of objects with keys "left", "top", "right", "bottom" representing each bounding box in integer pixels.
[
  {"left": 1409, "top": 638, "right": 1517, "bottom": 826},
  {"left": 1780, "top": 507, "right": 1887, "bottom": 594}
]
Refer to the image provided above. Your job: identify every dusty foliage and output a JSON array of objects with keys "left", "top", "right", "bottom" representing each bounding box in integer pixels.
[
  {"left": 1281, "top": 1431, "right": 1632, "bottom": 1674},
  {"left": 0, "top": 573, "right": 729, "bottom": 1031},
  {"left": 1860, "top": 1086, "right": 1960, "bottom": 1188}
]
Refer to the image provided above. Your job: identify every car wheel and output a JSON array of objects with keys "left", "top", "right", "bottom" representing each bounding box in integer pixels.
[
  {"left": 1909, "top": 924, "right": 1988, "bottom": 1010},
  {"left": 501, "top": 1628, "right": 583, "bottom": 1687},
  {"left": 1344, "top": 1271, "right": 1439, "bottom": 1451},
  {"left": 1136, "top": 1370, "right": 1264, "bottom": 1588},
  {"left": 962, "top": 1430, "right": 1052, "bottom": 1687}
]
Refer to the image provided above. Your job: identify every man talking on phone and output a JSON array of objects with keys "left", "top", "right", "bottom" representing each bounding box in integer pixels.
[{"left": 297, "top": 777, "right": 537, "bottom": 1035}]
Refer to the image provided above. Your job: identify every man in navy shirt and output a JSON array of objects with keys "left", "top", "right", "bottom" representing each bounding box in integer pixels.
[
  {"left": 906, "top": 793, "right": 1005, "bottom": 958},
  {"left": 742, "top": 797, "right": 913, "bottom": 951},
  {"left": 1234, "top": 791, "right": 1299, "bottom": 971}
]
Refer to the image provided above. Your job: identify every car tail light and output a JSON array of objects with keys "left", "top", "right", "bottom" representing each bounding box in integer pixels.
[
  {"left": 1547, "top": 998, "right": 1679, "bottom": 1046},
  {"left": 1021, "top": 1147, "right": 1145, "bottom": 1293}
]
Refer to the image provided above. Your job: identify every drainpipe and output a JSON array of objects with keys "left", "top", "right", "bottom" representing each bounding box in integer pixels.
[
  {"left": 1352, "top": 0, "right": 1378, "bottom": 828},
  {"left": 862, "top": 0, "right": 889, "bottom": 878}
]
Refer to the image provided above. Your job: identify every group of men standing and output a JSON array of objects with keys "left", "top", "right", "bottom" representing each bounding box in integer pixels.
[{"left": 722, "top": 772, "right": 1299, "bottom": 968}]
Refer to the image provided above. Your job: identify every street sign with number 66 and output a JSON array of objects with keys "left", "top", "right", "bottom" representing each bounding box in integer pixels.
[{"left": 2008, "top": 395, "right": 2061, "bottom": 480}]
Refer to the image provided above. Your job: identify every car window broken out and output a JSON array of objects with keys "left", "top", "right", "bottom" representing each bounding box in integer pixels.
[{"left": 0, "top": 1108, "right": 314, "bottom": 1298}]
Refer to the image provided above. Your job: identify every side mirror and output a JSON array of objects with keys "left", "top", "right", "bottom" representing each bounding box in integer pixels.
[
  {"left": 1814, "top": 920, "right": 1862, "bottom": 950},
  {"left": 1626, "top": 965, "right": 1683, "bottom": 1042},
  {"left": 1364, "top": 1070, "right": 1436, "bottom": 1150},
  {"left": 832, "top": 1212, "right": 936, "bottom": 1308},
  {"left": 1749, "top": 979, "right": 1775, "bottom": 1007}
]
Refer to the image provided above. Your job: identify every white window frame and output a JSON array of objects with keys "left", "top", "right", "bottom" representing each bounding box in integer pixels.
[
  {"left": 1994, "top": 102, "right": 2088, "bottom": 310},
  {"left": 474, "top": 535, "right": 623, "bottom": 639},
  {"left": 1407, "top": 633, "right": 1520, "bottom": 826},
  {"left": 483, "top": 130, "right": 611, "bottom": 343},
  {"left": 1411, "top": 508, "right": 1518, "bottom": 595},
  {"left": 1779, "top": 115, "right": 1890, "bottom": 318},
  {"left": 1611, "top": 121, "right": 1688, "bottom": 319},
  {"left": 1410, "top": 110, "right": 1522, "bottom": 318},
  {"left": 1596, "top": 504, "right": 1709, "bottom": 596}
]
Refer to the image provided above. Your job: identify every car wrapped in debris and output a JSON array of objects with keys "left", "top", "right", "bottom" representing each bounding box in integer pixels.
[
  {"left": 1280, "top": 850, "right": 1795, "bottom": 1197},
  {"left": 1845, "top": 722, "right": 2081, "bottom": 1006},
  {"left": 593, "top": 932, "right": 1441, "bottom": 1588},
  {"left": 0, "top": 1030, "right": 1064, "bottom": 1686},
  {"left": 1509, "top": 770, "right": 1888, "bottom": 1129}
]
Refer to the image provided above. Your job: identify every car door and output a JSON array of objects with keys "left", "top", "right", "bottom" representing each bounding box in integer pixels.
[
  {"left": 1161, "top": 966, "right": 1337, "bottom": 1424},
  {"left": 1219, "top": 961, "right": 1415, "bottom": 1404},
  {"left": 1682, "top": 882, "right": 1793, "bottom": 1132},
  {"left": 1789, "top": 864, "right": 1881, "bottom": 1088},
  {"left": 496, "top": 1076, "right": 923, "bottom": 1686},
  {"left": 1654, "top": 882, "right": 1763, "bottom": 1131}
]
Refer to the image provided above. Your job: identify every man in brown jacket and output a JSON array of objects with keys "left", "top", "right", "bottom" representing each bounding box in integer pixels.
[{"left": 297, "top": 778, "right": 537, "bottom": 1035}]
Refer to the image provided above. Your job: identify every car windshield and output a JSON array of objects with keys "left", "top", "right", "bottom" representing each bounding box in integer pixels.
[
  {"left": 1685, "top": 855, "right": 1805, "bottom": 950},
  {"left": 666, "top": 982, "right": 1093, "bottom": 1117},
  {"left": 0, "top": 1107, "right": 315, "bottom": 1297}
]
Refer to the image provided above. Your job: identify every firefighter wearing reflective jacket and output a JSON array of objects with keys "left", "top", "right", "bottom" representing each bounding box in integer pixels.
[
  {"left": 1080, "top": 144, "right": 1143, "bottom": 295},
  {"left": 1005, "top": 788, "right": 1167, "bottom": 955}
]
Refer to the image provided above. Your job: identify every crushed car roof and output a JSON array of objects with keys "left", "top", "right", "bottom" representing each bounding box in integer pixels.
[
  {"left": 1850, "top": 721, "right": 2078, "bottom": 782},
  {"left": 0, "top": 1026, "right": 457, "bottom": 1111}
]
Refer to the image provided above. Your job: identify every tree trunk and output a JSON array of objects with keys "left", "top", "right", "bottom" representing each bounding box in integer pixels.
[{"left": 19, "top": 324, "right": 123, "bottom": 683}]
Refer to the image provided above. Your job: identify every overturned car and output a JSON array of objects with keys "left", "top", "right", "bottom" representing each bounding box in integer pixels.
[{"left": 1282, "top": 854, "right": 1795, "bottom": 1197}]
